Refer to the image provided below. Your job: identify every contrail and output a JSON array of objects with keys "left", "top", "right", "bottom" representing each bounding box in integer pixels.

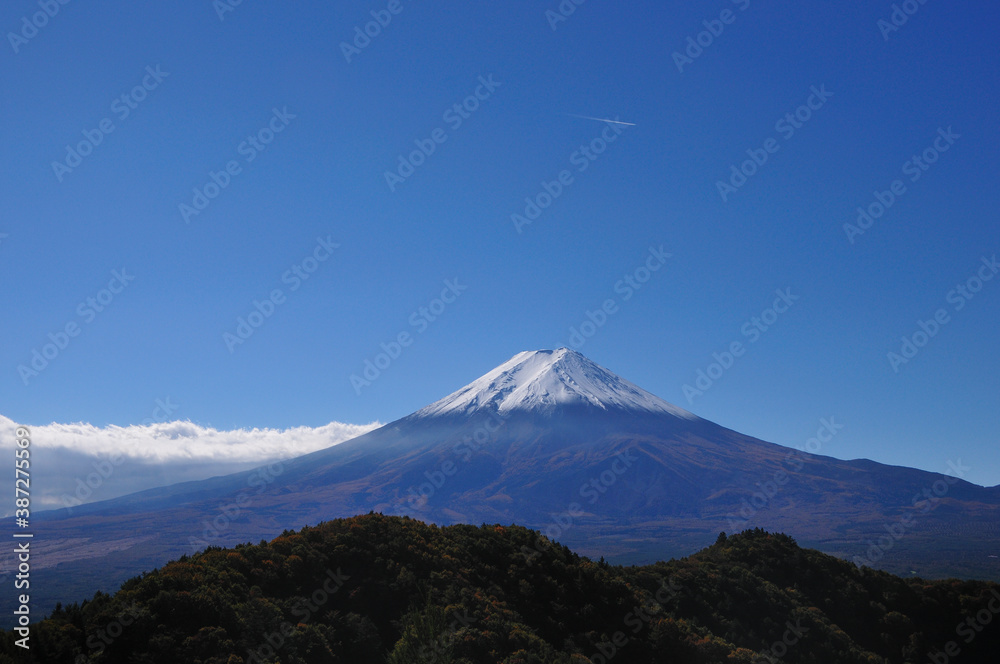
[{"left": 564, "top": 113, "right": 636, "bottom": 126}]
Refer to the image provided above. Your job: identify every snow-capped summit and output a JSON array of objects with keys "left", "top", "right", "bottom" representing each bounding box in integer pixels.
[{"left": 413, "top": 348, "right": 699, "bottom": 419}]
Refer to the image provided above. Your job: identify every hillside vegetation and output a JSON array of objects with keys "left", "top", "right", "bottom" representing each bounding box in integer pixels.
[{"left": 3, "top": 514, "right": 999, "bottom": 663}]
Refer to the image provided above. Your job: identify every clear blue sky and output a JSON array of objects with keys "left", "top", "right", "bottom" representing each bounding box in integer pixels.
[{"left": 3, "top": 0, "right": 999, "bottom": 485}]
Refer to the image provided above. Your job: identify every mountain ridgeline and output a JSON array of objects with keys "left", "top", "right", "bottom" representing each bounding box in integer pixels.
[
  {"left": 5, "top": 349, "right": 999, "bottom": 621},
  {"left": 4, "top": 515, "right": 999, "bottom": 663}
]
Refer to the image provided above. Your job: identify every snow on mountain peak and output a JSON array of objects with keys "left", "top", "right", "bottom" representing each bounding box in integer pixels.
[{"left": 413, "top": 348, "right": 699, "bottom": 420}]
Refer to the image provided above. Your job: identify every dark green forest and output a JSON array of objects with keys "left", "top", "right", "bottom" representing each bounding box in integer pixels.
[{"left": 3, "top": 514, "right": 999, "bottom": 663}]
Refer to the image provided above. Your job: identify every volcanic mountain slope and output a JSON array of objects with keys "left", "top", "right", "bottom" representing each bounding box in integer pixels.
[{"left": 5, "top": 349, "right": 1000, "bottom": 620}]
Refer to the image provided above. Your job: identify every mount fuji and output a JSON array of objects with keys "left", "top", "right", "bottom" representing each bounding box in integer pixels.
[
  {"left": 6, "top": 348, "right": 1000, "bottom": 619},
  {"left": 412, "top": 348, "right": 698, "bottom": 419}
]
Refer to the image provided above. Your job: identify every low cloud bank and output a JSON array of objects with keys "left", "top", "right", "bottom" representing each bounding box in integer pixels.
[{"left": 0, "top": 415, "right": 381, "bottom": 513}]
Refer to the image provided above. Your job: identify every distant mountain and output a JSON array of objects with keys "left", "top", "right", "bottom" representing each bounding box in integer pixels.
[
  {"left": 6, "top": 515, "right": 999, "bottom": 663},
  {"left": 5, "top": 349, "right": 1000, "bottom": 621}
]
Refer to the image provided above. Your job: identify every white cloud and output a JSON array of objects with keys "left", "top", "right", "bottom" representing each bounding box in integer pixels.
[{"left": 0, "top": 415, "right": 381, "bottom": 514}]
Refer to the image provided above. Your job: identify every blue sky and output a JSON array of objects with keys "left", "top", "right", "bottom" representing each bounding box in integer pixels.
[{"left": 3, "top": 0, "right": 999, "bottom": 486}]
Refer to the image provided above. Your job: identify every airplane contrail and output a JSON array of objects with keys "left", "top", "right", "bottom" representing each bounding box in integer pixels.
[{"left": 564, "top": 113, "right": 637, "bottom": 126}]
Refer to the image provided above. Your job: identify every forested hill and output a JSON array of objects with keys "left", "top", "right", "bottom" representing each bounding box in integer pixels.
[{"left": 4, "top": 514, "right": 999, "bottom": 663}]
